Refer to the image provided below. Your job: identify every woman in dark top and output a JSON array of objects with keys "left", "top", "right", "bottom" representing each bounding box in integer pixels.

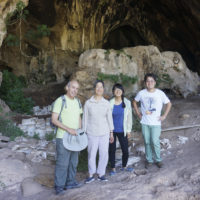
[{"left": 109, "top": 83, "right": 133, "bottom": 175}]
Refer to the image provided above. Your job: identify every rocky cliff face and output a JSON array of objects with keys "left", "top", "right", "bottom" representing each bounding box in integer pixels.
[
  {"left": 0, "top": 0, "right": 199, "bottom": 84},
  {"left": 74, "top": 46, "right": 199, "bottom": 99}
]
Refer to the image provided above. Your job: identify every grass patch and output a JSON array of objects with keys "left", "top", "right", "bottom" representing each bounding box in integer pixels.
[{"left": 0, "top": 116, "right": 24, "bottom": 140}]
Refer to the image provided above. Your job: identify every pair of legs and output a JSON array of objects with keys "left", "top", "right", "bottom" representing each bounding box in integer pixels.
[
  {"left": 109, "top": 132, "right": 129, "bottom": 170},
  {"left": 141, "top": 124, "right": 162, "bottom": 163},
  {"left": 87, "top": 134, "right": 109, "bottom": 177},
  {"left": 55, "top": 138, "right": 79, "bottom": 193}
]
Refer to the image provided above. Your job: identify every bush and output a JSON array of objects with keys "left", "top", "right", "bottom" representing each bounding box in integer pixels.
[
  {"left": 45, "top": 132, "right": 55, "bottom": 141},
  {"left": 33, "top": 133, "right": 40, "bottom": 140},
  {"left": 0, "top": 70, "right": 34, "bottom": 114},
  {"left": 0, "top": 116, "right": 24, "bottom": 140}
]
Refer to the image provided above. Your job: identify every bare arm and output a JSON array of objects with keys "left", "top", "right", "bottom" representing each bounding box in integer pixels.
[
  {"left": 79, "top": 116, "right": 82, "bottom": 129},
  {"left": 133, "top": 100, "right": 142, "bottom": 119},
  {"left": 159, "top": 102, "right": 172, "bottom": 121},
  {"left": 51, "top": 112, "right": 76, "bottom": 135}
]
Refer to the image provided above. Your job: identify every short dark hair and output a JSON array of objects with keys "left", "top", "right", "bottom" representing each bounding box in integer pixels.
[
  {"left": 144, "top": 73, "right": 157, "bottom": 82},
  {"left": 94, "top": 80, "right": 104, "bottom": 88}
]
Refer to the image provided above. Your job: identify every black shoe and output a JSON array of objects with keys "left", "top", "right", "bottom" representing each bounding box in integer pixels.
[
  {"left": 155, "top": 162, "right": 163, "bottom": 168},
  {"left": 145, "top": 161, "right": 153, "bottom": 169},
  {"left": 65, "top": 182, "right": 83, "bottom": 189},
  {"left": 55, "top": 186, "right": 65, "bottom": 195},
  {"left": 55, "top": 189, "right": 65, "bottom": 195}
]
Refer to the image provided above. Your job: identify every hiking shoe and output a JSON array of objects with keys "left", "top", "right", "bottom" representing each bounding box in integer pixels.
[
  {"left": 85, "top": 176, "right": 95, "bottom": 184},
  {"left": 109, "top": 170, "right": 116, "bottom": 176},
  {"left": 155, "top": 162, "right": 163, "bottom": 168},
  {"left": 55, "top": 188, "right": 65, "bottom": 195},
  {"left": 145, "top": 161, "right": 153, "bottom": 169},
  {"left": 120, "top": 167, "right": 134, "bottom": 172},
  {"left": 126, "top": 167, "right": 134, "bottom": 172},
  {"left": 97, "top": 175, "right": 108, "bottom": 182},
  {"left": 65, "top": 182, "right": 83, "bottom": 189}
]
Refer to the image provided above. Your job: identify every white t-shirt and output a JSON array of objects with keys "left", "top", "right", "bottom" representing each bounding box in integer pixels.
[{"left": 135, "top": 89, "right": 170, "bottom": 126}]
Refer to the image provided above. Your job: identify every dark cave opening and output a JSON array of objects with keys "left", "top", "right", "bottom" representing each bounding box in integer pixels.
[
  {"left": 103, "top": 25, "right": 199, "bottom": 75},
  {"left": 103, "top": 25, "right": 149, "bottom": 50}
]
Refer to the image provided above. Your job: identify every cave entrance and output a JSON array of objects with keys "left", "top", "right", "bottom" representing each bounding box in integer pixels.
[{"left": 103, "top": 25, "right": 148, "bottom": 49}]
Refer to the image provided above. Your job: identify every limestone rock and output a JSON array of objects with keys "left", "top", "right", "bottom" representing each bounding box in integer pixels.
[
  {"left": 0, "top": 99, "right": 10, "bottom": 115},
  {"left": 0, "top": 0, "right": 28, "bottom": 47},
  {"left": 0, "top": 159, "right": 32, "bottom": 189},
  {"left": 21, "top": 178, "right": 44, "bottom": 197},
  {"left": 34, "top": 173, "right": 54, "bottom": 188},
  {"left": 75, "top": 46, "right": 199, "bottom": 98},
  {"left": 18, "top": 117, "right": 53, "bottom": 139}
]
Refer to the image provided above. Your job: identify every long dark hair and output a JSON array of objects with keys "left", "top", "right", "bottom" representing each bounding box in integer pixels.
[{"left": 112, "top": 83, "right": 126, "bottom": 108}]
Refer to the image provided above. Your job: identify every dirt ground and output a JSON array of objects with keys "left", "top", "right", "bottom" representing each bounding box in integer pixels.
[{"left": 1, "top": 95, "right": 200, "bottom": 200}]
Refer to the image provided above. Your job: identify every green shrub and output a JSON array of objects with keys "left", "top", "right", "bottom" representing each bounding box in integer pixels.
[
  {"left": 97, "top": 72, "right": 138, "bottom": 86},
  {"left": 0, "top": 70, "right": 34, "bottom": 114},
  {"left": 0, "top": 116, "right": 24, "bottom": 140},
  {"left": 45, "top": 132, "right": 55, "bottom": 141},
  {"left": 33, "top": 133, "right": 40, "bottom": 140},
  {"left": 4, "top": 34, "right": 19, "bottom": 46},
  {"left": 26, "top": 24, "right": 51, "bottom": 40}
]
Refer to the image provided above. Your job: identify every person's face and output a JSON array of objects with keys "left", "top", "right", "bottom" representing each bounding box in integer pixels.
[
  {"left": 145, "top": 77, "right": 156, "bottom": 90},
  {"left": 114, "top": 88, "right": 123, "bottom": 97},
  {"left": 95, "top": 82, "right": 104, "bottom": 96},
  {"left": 66, "top": 81, "right": 79, "bottom": 98}
]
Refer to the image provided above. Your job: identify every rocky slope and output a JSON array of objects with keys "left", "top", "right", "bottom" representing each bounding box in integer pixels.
[{"left": 0, "top": 96, "right": 200, "bottom": 200}]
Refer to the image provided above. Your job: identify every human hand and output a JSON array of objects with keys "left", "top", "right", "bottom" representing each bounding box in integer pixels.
[
  {"left": 109, "top": 134, "right": 114, "bottom": 143},
  {"left": 158, "top": 115, "right": 166, "bottom": 121},
  {"left": 67, "top": 128, "right": 77, "bottom": 135},
  {"left": 138, "top": 113, "right": 142, "bottom": 119},
  {"left": 127, "top": 133, "right": 131, "bottom": 139}
]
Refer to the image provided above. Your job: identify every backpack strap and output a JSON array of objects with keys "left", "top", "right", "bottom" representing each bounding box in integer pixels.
[
  {"left": 58, "top": 95, "right": 66, "bottom": 123},
  {"left": 76, "top": 97, "right": 82, "bottom": 109}
]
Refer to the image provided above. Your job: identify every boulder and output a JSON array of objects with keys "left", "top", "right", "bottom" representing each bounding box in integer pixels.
[
  {"left": 0, "top": 159, "right": 33, "bottom": 189},
  {"left": 21, "top": 178, "right": 44, "bottom": 197},
  {"left": 74, "top": 46, "right": 199, "bottom": 98},
  {"left": 0, "top": 0, "right": 28, "bottom": 47}
]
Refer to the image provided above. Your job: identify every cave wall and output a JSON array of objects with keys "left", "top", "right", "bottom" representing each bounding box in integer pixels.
[{"left": 0, "top": 0, "right": 199, "bottom": 83}]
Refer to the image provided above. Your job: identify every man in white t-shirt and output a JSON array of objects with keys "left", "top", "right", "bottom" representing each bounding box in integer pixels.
[{"left": 133, "top": 73, "right": 171, "bottom": 169}]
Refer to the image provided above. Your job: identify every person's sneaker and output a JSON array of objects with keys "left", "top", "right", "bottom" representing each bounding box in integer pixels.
[
  {"left": 145, "top": 161, "right": 153, "bottom": 169},
  {"left": 109, "top": 170, "right": 116, "bottom": 176},
  {"left": 126, "top": 167, "right": 134, "bottom": 172},
  {"left": 98, "top": 175, "right": 108, "bottom": 182},
  {"left": 65, "top": 182, "right": 83, "bottom": 189},
  {"left": 155, "top": 162, "right": 163, "bottom": 168},
  {"left": 55, "top": 188, "right": 65, "bottom": 195},
  {"left": 85, "top": 176, "right": 95, "bottom": 184}
]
